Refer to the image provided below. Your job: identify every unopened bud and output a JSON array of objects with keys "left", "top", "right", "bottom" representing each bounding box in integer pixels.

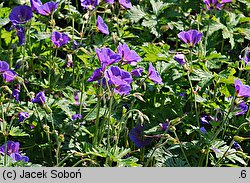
[
  {"left": 42, "top": 104, "right": 52, "bottom": 114},
  {"left": 234, "top": 135, "right": 250, "bottom": 143},
  {"left": 59, "top": 134, "right": 65, "bottom": 142},
  {"left": 15, "top": 76, "right": 24, "bottom": 83},
  {"left": 43, "top": 124, "right": 50, "bottom": 133}
]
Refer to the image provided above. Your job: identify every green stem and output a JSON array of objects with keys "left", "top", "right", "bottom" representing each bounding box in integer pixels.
[
  {"left": 50, "top": 113, "right": 55, "bottom": 131},
  {"left": 115, "top": 99, "right": 136, "bottom": 147},
  {"left": 204, "top": 11, "right": 212, "bottom": 57},
  {"left": 173, "top": 130, "right": 191, "bottom": 167},
  {"left": 56, "top": 140, "right": 61, "bottom": 165},
  {"left": 4, "top": 135, "right": 7, "bottom": 167},
  {"left": 55, "top": 153, "right": 72, "bottom": 167},
  {"left": 22, "top": 82, "right": 41, "bottom": 122},
  {"left": 221, "top": 94, "right": 236, "bottom": 138},
  {"left": 187, "top": 70, "right": 200, "bottom": 134},
  {"left": 93, "top": 79, "right": 103, "bottom": 147},
  {"left": 79, "top": 70, "right": 87, "bottom": 116},
  {"left": 1, "top": 101, "right": 7, "bottom": 166},
  {"left": 0, "top": 28, "right": 2, "bottom": 48},
  {"left": 107, "top": 99, "right": 112, "bottom": 148}
]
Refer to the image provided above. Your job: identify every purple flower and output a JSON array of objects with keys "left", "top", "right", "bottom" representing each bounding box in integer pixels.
[
  {"left": 96, "top": 15, "right": 109, "bottom": 35},
  {"left": 203, "top": 0, "right": 232, "bottom": 10},
  {"left": 178, "top": 30, "right": 203, "bottom": 48},
  {"left": 30, "top": 0, "right": 43, "bottom": 11},
  {"left": 179, "top": 92, "right": 186, "bottom": 98},
  {"left": 51, "top": 31, "right": 70, "bottom": 48},
  {"left": 243, "top": 49, "right": 250, "bottom": 64},
  {"left": 174, "top": 54, "right": 186, "bottom": 65},
  {"left": 12, "top": 89, "right": 20, "bottom": 103},
  {"left": 18, "top": 112, "right": 29, "bottom": 122},
  {"left": 159, "top": 121, "right": 169, "bottom": 131},
  {"left": 131, "top": 67, "right": 143, "bottom": 77},
  {"left": 148, "top": 63, "right": 163, "bottom": 84},
  {"left": 74, "top": 91, "right": 80, "bottom": 105},
  {"left": 234, "top": 79, "right": 250, "bottom": 97},
  {"left": 200, "top": 127, "right": 208, "bottom": 135},
  {"left": 16, "top": 26, "right": 26, "bottom": 45},
  {"left": 104, "top": 66, "right": 133, "bottom": 95},
  {"left": 117, "top": 43, "right": 141, "bottom": 66},
  {"left": 9, "top": 5, "right": 33, "bottom": 24},
  {"left": 10, "top": 153, "right": 29, "bottom": 162},
  {"left": 73, "top": 40, "right": 79, "bottom": 50},
  {"left": 32, "top": 91, "right": 46, "bottom": 105},
  {"left": 2, "top": 70, "right": 16, "bottom": 83},
  {"left": 72, "top": 114, "right": 82, "bottom": 121},
  {"left": 30, "top": 124, "right": 35, "bottom": 129},
  {"left": 0, "top": 141, "right": 19, "bottom": 155},
  {"left": 0, "top": 61, "right": 9, "bottom": 73},
  {"left": 0, "top": 61, "right": 17, "bottom": 82},
  {"left": 232, "top": 142, "right": 241, "bottom": 150},
  {"left": 87, "top": 67, "right": 103, "bottom": 82},
  {"left": 129, "top": 124, "right": 151, "bottom": 148},
  {"left": 36, "top": 1, "right": 59, "bottom": 16},
  {"left": 119, "top": 0, "right": 132, "bottom": 9},
  {"left": 240, "top": 48, "right": 250, "bottom": 64},
  {"left": 105, "top": 0, "right": 114, "bottom": 4},
  {"left": 0, "top": 141, "right": 29, "bottom": 162},
  {"left": 235, "top": 102, "right": 248, "bottom": 116},
  {"left": 200, "top": 115, "right": 211, "bottom": 125},
  {"left": 200, "top": 114, "right": 217, "bottom": 125},
  {"left": 95, "top": 48, "right": 121, "bottom": 69},
  {"left": 80, "top": 0, "right": 99, "bottom": 10}
]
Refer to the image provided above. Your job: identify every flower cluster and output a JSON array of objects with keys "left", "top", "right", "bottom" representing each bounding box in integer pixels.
[
  {"left": 87, "top": 43, "right": 163, "bottom": 95},
  {"left": 0, "top": 141, "right": 29, "bottom": 162}
]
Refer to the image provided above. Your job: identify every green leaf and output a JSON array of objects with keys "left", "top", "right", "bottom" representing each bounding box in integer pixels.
[
  {"left": 0, "top": 18, "right": 9, "bottom": 26},
  {"left": 1, "top": 29, "right": 13, "bottom": 45},
  {"left": 128, "top": 5, "right": 146, "bottom": 23},
  {"left": 140, "top": 43, "right": 163, "bottom": 62},
  {"left": 0, "top": 7, "right": 10, "bottom": 18},
  {"left": 36, "top": 32, "right": 51, "bottom": 40},
  {"left": 222, "top": 28, "right": 235, "bottom": 49},
  {"left": 9, "top": 126, "right": 29, "bottom": 137},
  {"left": 142, "top": 18, "right": 157, "bottom": 28},
  {"left": 195, "top": 95, "right": 207, "bottom": 103},
  {"left": 192, "top": 69, "right": 214, "bottom": 89},
  {"left": 211, "top": 140, "right": 247, "bottom": 166},
  {"left": 238, "top": 0, "right": 250, "bottom": 8},
  {"left": 207, "top": 22, "right": 225, "bottom": 36},
  {"left": 150, "top": 0, "right": 169, "bottom": 16}
]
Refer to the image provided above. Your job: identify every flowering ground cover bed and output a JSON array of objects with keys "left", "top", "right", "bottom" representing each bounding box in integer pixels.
[{"left": 0, "top": 0, "right": 249, "bottom": 167}]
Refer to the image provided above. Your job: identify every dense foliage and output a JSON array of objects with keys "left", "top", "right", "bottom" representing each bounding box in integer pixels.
[{"left": 0, "top": 0, "right": 249, "bottom": 167}]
